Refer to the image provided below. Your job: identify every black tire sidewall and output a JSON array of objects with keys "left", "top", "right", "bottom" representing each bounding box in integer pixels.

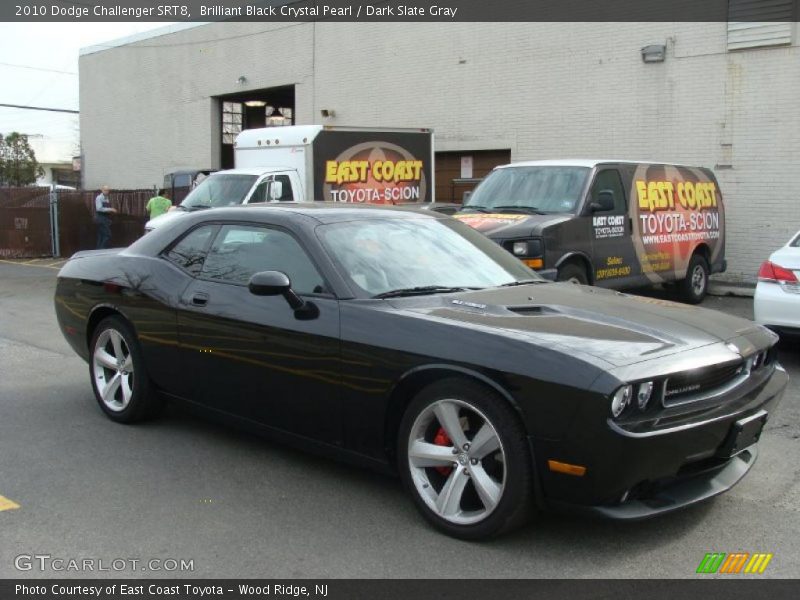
[
  {"left": 398, "top": 378, "right": 533, "bottom": 540},
  {"left": 681, "top": 254, "right": 709, "bottom": 304},
  {"left": 89, "top": 316, "right": 154, "bottom": 423},
  {"left": 557, "top": 263, "right": 588, "bottom": 285}
]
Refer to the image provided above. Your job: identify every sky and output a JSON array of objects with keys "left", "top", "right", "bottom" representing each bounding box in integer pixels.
[{"left": 0, "top": 23, "right": 175, "bottom": 157}]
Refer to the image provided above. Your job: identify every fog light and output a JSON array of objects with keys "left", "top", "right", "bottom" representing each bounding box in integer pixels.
[
  {"left": 611, "top": 385, "right": 632, "bottom": 418},
  {"left": 637, "top": 381, "right": 654, "bottom": 410},
  {"left": 512, "top": 241, "right": 529, "bottom": 256}
]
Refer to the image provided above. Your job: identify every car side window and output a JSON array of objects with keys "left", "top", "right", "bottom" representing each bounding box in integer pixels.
[
  {"left": 162, "top": 225, "right": 216, "bottom": 275},
  {"left": 590, "top": 169, "right": 626, "bottom": 213},
  {"left": 200, "top": 225, "right": 327, "bottom": 294}
]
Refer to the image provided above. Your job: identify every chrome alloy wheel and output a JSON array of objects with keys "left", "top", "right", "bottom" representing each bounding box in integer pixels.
[
  {"left": 691, "top": 264, "right": 707, "bottom": 296},
  {"left": 92, "top": 329, "right": 134, "bottom": 412},
  {"left": 407, "top": 399, "right": 506, "bottom": 525}
]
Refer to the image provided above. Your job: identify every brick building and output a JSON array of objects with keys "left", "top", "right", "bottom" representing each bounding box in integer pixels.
[{"left": 79, "top": 21, "right": 800, "bottom": 282}]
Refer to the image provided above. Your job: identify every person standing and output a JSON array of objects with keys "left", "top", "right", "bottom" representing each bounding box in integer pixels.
[
  {"left": 94, "top": 185, "right": 117, "bottom": 249},
  {"left": 146, "top": 189, "right": 172, "bottom": 220}
]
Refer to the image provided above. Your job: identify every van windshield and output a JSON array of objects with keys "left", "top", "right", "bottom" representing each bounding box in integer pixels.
[
  {"left": 180, "top": 174, "right": 258, "bottom": 210},
  {"left": 463, "top": 166, "right": 590, "bottom": 214}
]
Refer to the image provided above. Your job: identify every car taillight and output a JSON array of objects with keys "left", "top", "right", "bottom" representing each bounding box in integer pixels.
[{"left": 758, "top": 260, "right": 798, "bottom": 283}]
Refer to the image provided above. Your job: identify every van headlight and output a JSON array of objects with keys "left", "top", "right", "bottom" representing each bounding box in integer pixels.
[
  {"left": 509, "top": 238, "right": 543, "bottom": 257},
  {"left": 611, "top": 385, "right": 632, "bottom": 418}
]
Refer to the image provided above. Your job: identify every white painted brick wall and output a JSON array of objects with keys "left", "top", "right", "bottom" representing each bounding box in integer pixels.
[{"left": 80, "top": 22, "right": 800, "bottom": 282}]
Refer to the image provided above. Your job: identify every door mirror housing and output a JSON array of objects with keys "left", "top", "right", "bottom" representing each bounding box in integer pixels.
[
  {"left": 590, "top": 189, "right": 615, "bottom": 212},
  {"left": 248, "top": 270, "right": 291, "bottom": 297},
  {"left": 269, "top": 180, "right": 284, "bottom": 202},
  {"left": 248, "top": 271, "right": 318, "bottom": 319}
]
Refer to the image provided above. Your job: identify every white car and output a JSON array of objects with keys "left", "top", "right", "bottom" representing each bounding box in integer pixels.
[{"left": 754, "top": 230, "right": 800, "bottom": 336}]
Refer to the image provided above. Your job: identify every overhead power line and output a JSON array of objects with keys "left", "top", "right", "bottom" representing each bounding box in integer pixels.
[
  {"left": 0, "top": 103, "right": 79, "bottom": 114},
  {"left": 0, "top": 62, "right": 77, "bottom": 75}
]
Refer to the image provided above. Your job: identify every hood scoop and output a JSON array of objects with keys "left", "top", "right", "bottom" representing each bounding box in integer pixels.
[{"left": 506, "top": 305, "right": 559, "bottom": 316}]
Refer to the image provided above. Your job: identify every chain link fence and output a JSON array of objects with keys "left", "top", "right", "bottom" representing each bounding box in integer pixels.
[{"left": 0, "top": 187, "right": 154, "bottom": 258}]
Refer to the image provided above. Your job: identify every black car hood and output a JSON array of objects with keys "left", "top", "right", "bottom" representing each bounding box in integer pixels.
[
  {"left": 453, "top": 212, "right": 570, "bottom": 237},
  {"left": 387, "top": 283, "right": 763, "bottom": 367}
]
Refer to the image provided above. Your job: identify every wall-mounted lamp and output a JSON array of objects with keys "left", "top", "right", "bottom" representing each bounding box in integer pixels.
[
  {"left": 236, "top": 75, "right": 247, "bottom": 85},
  {"left": 641, "top": 45, "right": 666, "bottom": 63},
  {"left": 244, "top": 100, "right": 266, "bottom": 107},
  {"left": 320, "top": 109, "right": 336, "bottom": 119}
]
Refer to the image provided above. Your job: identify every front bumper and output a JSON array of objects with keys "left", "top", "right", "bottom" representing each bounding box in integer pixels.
[{"left": 535, "top": 363, "right": 788, "bottom": 519}]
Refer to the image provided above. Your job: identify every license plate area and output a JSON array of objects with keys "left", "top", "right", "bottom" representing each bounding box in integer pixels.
[{"left": 717, "top": 410, "right": 767, "bottom": 458}]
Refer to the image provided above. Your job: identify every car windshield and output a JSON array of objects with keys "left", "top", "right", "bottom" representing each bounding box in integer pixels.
[
  {"left": 463, "top": 166, "right": 590, "bottom": 214},
  {"left": 180, "top": 174, "right": 258, "bottom": 209},
  {"left": 317, "top": 216, "right": 539, "bottom": 297}
]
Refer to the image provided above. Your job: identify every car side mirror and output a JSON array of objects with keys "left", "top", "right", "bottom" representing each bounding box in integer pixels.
[
  {"left": 248, "top": 271, "right": 318, "bottom": 319},
  {"left": 269, "top": 180, "right": 284, "bottom": 202},
  {"left": 590, "top": 189, "right": 615, "bottom": 212}
]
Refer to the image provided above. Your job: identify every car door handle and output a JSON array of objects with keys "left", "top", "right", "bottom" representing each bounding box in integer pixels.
[{"left": 191, "top": 293, "right": 209, "bottom": 307}]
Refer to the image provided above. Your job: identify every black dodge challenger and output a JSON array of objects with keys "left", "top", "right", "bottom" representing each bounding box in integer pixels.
[{"left": 55, "top": 204, "right": 788, "bottom": 539}]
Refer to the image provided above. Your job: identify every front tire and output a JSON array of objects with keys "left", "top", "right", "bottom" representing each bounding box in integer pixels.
[
  {"left": 89, "top": 316, "right": 162, "bottom": 423},
  {"left": 398, "top": 378, "right": 533, "bottom": 540},
  {"left": 679, "top": 254, "right": 709, "bottom": 304},
  {"left": 557, "top": 262, "right": 588, "bottom": 285}
]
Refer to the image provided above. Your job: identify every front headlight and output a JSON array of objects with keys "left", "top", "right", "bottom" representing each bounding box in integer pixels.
[
  {"left": 512, "top": 241, "right": 529, "bottom": 256},
  {"left": 636, "top": 381, "right": 654, "bottom": 410},
  {"left": 611, "top": 385, "right": 632, "bottom": 418}
]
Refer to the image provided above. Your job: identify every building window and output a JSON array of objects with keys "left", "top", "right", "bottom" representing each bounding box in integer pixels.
[
  {"left": 727, "top": 0, "right": 794, "bottom": 50},
  {"left": 222, "top": 102, "right": 243, "bottom": 144}
]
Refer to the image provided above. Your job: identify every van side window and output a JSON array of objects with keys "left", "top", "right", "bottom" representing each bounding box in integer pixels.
[{"left": 591, "top": 169, "right": 626, "bottom": 212}]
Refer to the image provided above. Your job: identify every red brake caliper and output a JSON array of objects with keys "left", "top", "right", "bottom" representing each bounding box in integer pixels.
[{"left": 433, "top": 427, "right": 453, "bottom": 476}]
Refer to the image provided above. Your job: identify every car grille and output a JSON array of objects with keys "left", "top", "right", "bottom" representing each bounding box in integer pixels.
[{"left": 662, "top": 361, "right": 746, "bottom": 406}]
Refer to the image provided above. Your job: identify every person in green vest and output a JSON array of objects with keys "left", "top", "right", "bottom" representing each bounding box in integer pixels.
[{"left": 146, "top": 189, "right": 172, "bottom": 220}]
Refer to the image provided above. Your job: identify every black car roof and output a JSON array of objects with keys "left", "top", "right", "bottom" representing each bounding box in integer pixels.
[{"left": 208, "top": 203, "right": 445, "bottom": 224}]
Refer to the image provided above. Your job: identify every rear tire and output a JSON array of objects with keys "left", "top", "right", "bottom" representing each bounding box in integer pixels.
[
  {"left": 557, "top": 262, "right": 588, "bottom": 285},
  {"left": 679, "top": 254, "right": 709, "bottom": 304},
  {"left": 89, "top": 316, "right": 163, "bottom": 423},
  {"left": 398, "top": 378, "right": 534, "bottom": 540}
]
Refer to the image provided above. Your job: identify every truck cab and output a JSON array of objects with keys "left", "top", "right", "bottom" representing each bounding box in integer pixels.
[{"left": 144, "top": 167, "right": 300, "bottom": 232}]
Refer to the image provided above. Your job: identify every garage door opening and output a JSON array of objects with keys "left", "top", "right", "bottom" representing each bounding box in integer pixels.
[{"left": 217, "top": 85, "right": 295, "bottom": 169}]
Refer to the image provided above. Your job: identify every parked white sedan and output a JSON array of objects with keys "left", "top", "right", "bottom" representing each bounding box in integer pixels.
[{"left": 754, "top": 231, "right": 800, "bottom": 336}]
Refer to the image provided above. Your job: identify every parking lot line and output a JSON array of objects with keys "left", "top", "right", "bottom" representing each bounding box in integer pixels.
[
  {"left": 0, "top": 495, "right": 20, "bottom": 512},
  {"left": 0, "top": 258, "right": 64, "bottom": 270}
]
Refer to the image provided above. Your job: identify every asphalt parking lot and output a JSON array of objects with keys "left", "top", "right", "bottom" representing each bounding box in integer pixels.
[{"left": 0, "top": 259, "right": 798, "bottom": 579}]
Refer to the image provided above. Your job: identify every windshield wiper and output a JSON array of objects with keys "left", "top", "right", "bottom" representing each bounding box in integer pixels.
[
  {"left": 491, "top": 206, "right": 547, "bottom": 215},
  {"left": 459, "top": 205, "right": 492, "bottom": 213},
  {"left": 372, "top": 286, "right": 479, "bottom": 299},
  {"left": 498, "top": 279, "right": 547, "bottom": 287}
]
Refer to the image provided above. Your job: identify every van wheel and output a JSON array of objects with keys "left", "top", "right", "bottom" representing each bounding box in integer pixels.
[
  {"left": 557, "top": 263, "right": 588, "bottom": 285},
  {"left": 679, "top": 254, "right": 709, "bottom": 304}
]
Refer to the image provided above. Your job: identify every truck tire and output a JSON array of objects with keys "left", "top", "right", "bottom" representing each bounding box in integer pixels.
[
  {"left": 679, "top": 254, "right": 710, "bottom": 304},
  {"left": 557, "top": 262, "right": 588, "bottom": 285}
]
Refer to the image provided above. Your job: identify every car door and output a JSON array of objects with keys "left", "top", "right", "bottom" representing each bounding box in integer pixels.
[
  {"left": 587, "top": 167, "right": 637, "bottom": 287},
  {"left": 176, "top": 223, "right": 342, "bottom": 445}
]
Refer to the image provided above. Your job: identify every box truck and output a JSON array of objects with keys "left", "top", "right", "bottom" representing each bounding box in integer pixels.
[{"left": 145, "top": 125, "right": 434, "bottom": 232}]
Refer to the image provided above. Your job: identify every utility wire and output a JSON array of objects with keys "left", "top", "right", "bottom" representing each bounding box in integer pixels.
[
  {"left": 0, "top": 103, "right": 79, "bottom": 114},
  {"left": 0, "top": 62, "right": 77, "bottom": 76}
]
